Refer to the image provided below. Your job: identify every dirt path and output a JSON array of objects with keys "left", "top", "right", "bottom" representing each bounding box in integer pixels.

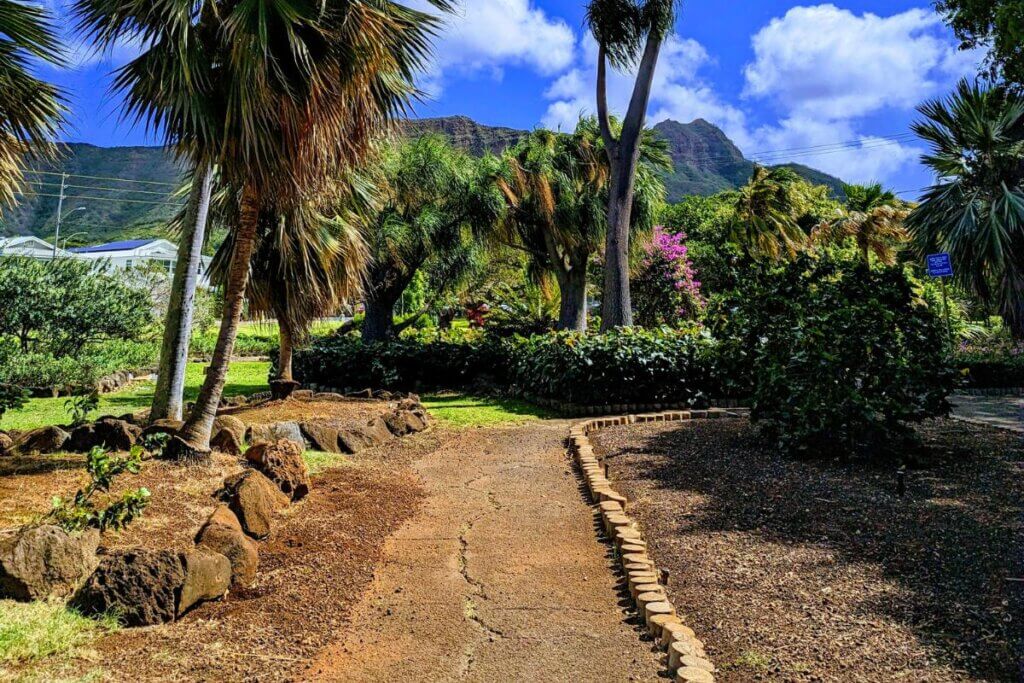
[
  {"left": 950, "top": 393, "right": 1023, "bottom": 433},
  {"left": 307, "top": 422, "right": 663, "bottom": 682}
]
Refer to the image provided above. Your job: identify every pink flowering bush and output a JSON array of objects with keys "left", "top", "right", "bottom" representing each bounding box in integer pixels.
[{"left": 632, "top": 225, "right": 703, "bottom": 327}]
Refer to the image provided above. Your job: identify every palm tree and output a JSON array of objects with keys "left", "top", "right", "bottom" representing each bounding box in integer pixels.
[
  {"left": 497, "top": 117, "right": 668, "bottom": 331},
  {"left": 77, "top": 0, "right": 451, "bottom": 461},
  {"left": 812, "top": 183, "right": 910, "bottom": 265},
  {"left": 906, "top": 79, "right": 1024, "bottom": 338},
  {"left": 587, "top": 0, "right": 679, "bottom": 330},
  {"left": 730, "top": 165, "right": 808, "bottom": 261},
  {"left": 0, "top": 0, "right": 63, "bottom": 210}
]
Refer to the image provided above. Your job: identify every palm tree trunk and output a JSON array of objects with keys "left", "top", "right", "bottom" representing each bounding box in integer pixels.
[
  {"left": 556, "top": 254, "right": 588, "bottom": 332},
  {"left": 277, "top": 320, "right": 294, "bottom": 382},
  {"left": 167, "top": 188, "right": 260, "bottom": 463},
  {"left": 150, "top": 164, "right": 213, "bottom": 422},
  {"left": 599, "top": 32, "right": 664, "bottom": 332},
  {"left": 362, "top": 293, "right": 397, "bottom": 342}
]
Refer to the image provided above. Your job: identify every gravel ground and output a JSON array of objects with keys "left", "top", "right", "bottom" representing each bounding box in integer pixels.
[{"left": 592, "top": 418, "right": 1023, "bottom": 682}]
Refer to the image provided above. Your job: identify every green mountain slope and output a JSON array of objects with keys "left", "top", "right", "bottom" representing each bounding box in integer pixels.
[{"left": 1, "top": 117, "right": 845, "bottom": 243}]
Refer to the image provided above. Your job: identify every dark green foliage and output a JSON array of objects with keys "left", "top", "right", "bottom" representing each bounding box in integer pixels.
[
  {"left": 937, "top": 0, "right": 1024, "bottom": 87},
  {"left": 292, "top": 327, "right": 720, "bottom": 405},
  {"left": 47, "top": 446, "right": 151, "bottom": 533},
  {"left": 712, "top": 254, "right": 955, "bottom": 459},
  {"left": 0, "top": 382, "right": 26, "bottom": 426}
]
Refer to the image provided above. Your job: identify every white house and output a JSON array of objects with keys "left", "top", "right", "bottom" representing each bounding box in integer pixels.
[
  {"left": 69, "top": 239, "right": 213, "bottom": 286},
  {"left": 0, "top": 236, "right": 71, "bottom": 260}
]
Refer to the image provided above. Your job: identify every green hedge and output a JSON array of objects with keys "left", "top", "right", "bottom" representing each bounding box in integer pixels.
[
  {"left": 956, "top": 354, "right": 1024, "bottom": 388},
  {"left": 0, "top": 340, "right": 158, "bottom": 392},
  {"left": 291, "top": 328, "right": 724, "bottom": 406}
]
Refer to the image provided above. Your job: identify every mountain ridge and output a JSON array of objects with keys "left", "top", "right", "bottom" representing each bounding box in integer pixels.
[{"left": 1, "top": 116, "right": 845, "bottom": 243}]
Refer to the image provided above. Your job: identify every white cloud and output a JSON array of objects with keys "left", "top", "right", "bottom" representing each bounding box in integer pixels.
[
  {"left": 743, "top": 4, "right": 979, "bottom": 119},
  {"left": 407, "top": 0, "right": 575, "bottom": 95}
]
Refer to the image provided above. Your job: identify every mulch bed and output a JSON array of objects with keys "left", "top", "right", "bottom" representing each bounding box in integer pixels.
[
  {"left": 230, "top": 398, "right": 386, "bottom": 427},
  {"left": 591, "top": 418, "right": 1023, "bottom": 682}
]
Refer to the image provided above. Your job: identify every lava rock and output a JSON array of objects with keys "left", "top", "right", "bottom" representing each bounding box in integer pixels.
[
  {"left": 140, "top": 419, "right": 184, "bottom": 440},
  {"left": 383, "top": 410, "right": 427, "bottom": 436},
  {"left": 245, "top": 440, "right": 310, "bottom": 501},
  {"left": 212, "top": 415, "right": 246, "bottom": 445},
  {"left": 195, "top": 505, "right": 259, "bottom": 587},
  {"left": 210, "top": 428, "right": 243, "bottom": 456},
  {"left": 300, "top": 422, "right": 341, "bottom": 454},
  {"left": 220, "top": 470, "right": 290, "bottom": 539},
  {"left": 0, "top": 525, "right": 100, "bottom": 601},
  {"left": 177, "top": 547, "right": 231, "bottom": 616},
  {"left": 247, "top": 421, "right": 304, "bottom": 448},
  {"left": 10, "top": 426, "right": 70, "bottom": 455},
  {"left": 89, "top": 418, "right": 142, "bottom": 452},
  {"left": 0, "top": 432, "right": 12, "bottom": 456},
  {"left": 72, "top": 549, "right": 184, "bottom": 626}
]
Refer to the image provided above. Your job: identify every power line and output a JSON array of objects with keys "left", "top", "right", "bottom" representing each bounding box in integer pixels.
[
  {"left": 22, "top": 168, "right": 181, "bottom": 187},
  {"left": 24, "top": 180, "right": 179, "bottom": 197},
  {"left": 22, "top": 191, "right": 184, "bottom": 207}
]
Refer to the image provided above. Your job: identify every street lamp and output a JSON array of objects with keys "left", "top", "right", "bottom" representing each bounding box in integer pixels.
[
  {"left": 53, "top": 206, "right": 85, "bottom": 257},
  {"left": 61, "top": 231, "right": 88, "bottom": 251}
]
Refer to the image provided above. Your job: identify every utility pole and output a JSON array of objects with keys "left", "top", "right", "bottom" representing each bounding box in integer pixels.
[{"left": 52, "top": 173, "right": 67, "bottom": 258}]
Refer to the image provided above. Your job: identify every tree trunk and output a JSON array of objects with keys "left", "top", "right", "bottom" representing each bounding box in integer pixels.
[
  {"left": 277, "top": 320, "right": 294, "bottom": 382},
  {"left": 150, "top": 164, "right": 213, "bottom": 422},
  {"left": 362, "top": 292, "right": 398, "bottom": 342},
  {"left": 598, "top": 32, "right": 664, "bottom": 332},
  {"left": 556, "top": 258, "right": 588, "bottom": 332},
  {"left": 168, "top": 188, "right": 260, "bottom": 463}
]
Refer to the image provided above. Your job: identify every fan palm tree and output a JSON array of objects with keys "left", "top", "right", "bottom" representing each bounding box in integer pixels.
[
  {"left": 906, "top": 79, "right": 1024, "bottom": 338},
  {"left": 587, "top": 0, "right": 679, "bottom": 330},
  {"left": 76, "top": 0, "right": 451, "bottom": 461},
  {"left": 812, "top": 183, "right": 910, "bottom": 265},
  {"left": 730, "top": 165, "right": 808, "bottom": 261},
  {"left": 0, "top": 0, "right": 64, "bottom": 210},
  {"left": 497, "top": 117, "right": 668, "bottom": 331}
]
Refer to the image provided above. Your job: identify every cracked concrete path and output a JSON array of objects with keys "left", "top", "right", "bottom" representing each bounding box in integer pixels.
[{"left": 305, "top": 422, "right": 663, "bottom": 682}]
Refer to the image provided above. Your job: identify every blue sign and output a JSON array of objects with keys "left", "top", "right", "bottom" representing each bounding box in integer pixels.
[{"left": 926, "top": 253, "right": 954, "bottom": 278}]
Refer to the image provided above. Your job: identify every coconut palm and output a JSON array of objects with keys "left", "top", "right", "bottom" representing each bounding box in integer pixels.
[
  {"left": 76, "top": 0, "right": 451, "bottom": 461},
  {"left": 812, "top": 183, "right": 910, "bottom": 265},
  {"left": 0, "top": 0, "right": 64, "bottom": 210},
  {"left": 906, "top": 79, "right": 1024, "bottom": 338},
  {"left": 497, "top": 117, "right": 668, "bottom": 331},
  {"left": 730, "top": 165, "right": 808, "bottom": 261},
  {"left": 587, "top": 0, "right": 679, "bottom": 330}
]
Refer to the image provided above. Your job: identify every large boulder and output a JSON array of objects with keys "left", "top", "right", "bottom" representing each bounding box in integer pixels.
[
  {"left": 382, "top": 410, "right": 427, "bottom": 436},
  {"left": 72, "top": 549, "right": 185, "bottom": 626},
  {"left": 72, "top": 418, "right": 142, "bottom": 452},
  {"left": 67, "top": 424, "right": 98, "bottom": 452},
  {"left": 212, "top": 415, "right": 246, "bottom": 445},
  {"left": 195, "top": 505, "right": 259, "bottom": 587},
  {"left": 364, "top": 417, "right": 394, "bottom": 444},
  {"left": 245, "top": 441, "right": 310, "bottom": 501},
  {"left": 0, "top": 432, "right": 12, "bottom": 456},
  {"left": 220, "top": 470, "right": 290, "bottom": 539},
  {"left": 140, "top": 419, "right": 184, "bottom": 440},
  {"left": 247, "top": 421, "right": 304, "bottom": 448},
  {"left": 210, "top": 428, "right": 243, "bottom": 456},
  {"left": 177, "top": 548, "right": 231, "bottom": 616},
  {"left": 10, "top": 426, "right": 70, "bottom": 455},
  {"left": 300, "top": 422, "right": 341, "bottom": 454},
  {"left": 0, "top": 525, "right": 100, "bottom": 601}
]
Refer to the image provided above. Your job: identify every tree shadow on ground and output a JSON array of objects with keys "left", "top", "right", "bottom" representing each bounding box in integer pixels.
[
  {"left": 599, "top": 419, "right": 1023, "bottom": 680},
  {"left": 0, "top": 454, "right": 86, "bottom": 477}
]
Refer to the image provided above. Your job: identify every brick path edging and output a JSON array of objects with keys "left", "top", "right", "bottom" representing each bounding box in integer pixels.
[{"left": 568, "top": 408, "right": 744, "bottom": 683}]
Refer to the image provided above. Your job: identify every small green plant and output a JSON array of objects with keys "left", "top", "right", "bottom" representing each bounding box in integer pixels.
[
  {"left": 140, "top": 431, "right": 171, "bottom": 457},
  {"left": 64, "top": 391, "right": 99, "bottom": 427},
  {"left": 47, "top": 446, "right": 151, "bottom": 532}
]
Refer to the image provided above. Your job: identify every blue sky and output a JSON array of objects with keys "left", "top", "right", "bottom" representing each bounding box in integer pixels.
[{"left": 41, "top": 0, "right": 982, "bottom": 195}]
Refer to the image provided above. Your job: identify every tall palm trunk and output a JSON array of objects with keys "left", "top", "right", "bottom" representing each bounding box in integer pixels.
[
  {"left": 151, "top": 164, "right": 213, "bottom": 422},
  {"left": 275, "top": 304, "right": 295, "bottom": 382},
  {"left": 597, "top": 35, "right": 664, "bottom": 331},
  {"left": 168, "top": 188, "right": 260, "bottom": 463},
  {"left": 555, "top": 250, "right": 588, "bottom": 332}
]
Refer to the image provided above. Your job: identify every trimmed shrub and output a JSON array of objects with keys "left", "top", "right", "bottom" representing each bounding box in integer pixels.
[{"left": 713, "top": 254, "right": 955, "bottom": 459}]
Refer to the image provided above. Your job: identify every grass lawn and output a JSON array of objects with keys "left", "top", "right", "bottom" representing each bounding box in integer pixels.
[
  {"left": 3, "top": 361, "right": 272, "bottom": 432},
  {"left": 0, "top": 600, "right": 118, "bottom": 666},
  {"left": 422, "top": 394, "right": 554, "bottom": 428}
]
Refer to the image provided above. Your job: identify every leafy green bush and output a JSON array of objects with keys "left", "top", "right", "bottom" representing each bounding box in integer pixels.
[
  {"left": 292, "top": 327, "right": 722, "bottom": 405},
  {"left": 47, "top": 446, "right": 151, "bottom": 533},
  {"left": 713, "top": 254, "right": 954, "bottom": 459},
  {"left": 0, "top": 340, "right": 157, "bottom": 392},
  {"left": 955, "top": 337, "right": 1024, "bottom": 387},
  {"left": 0, "top": 383, "right": 26, "bottom": 427}
]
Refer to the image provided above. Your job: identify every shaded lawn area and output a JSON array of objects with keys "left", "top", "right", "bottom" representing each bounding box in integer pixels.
[
  {"left": 592, "top": 418, "right": 1023, "bottom": 682},
  {"left": 422, "top": 393, "right": 554, "bottom": 427},
  {"left": 3, "top": 361, "right": 271, "bottom": 431}
]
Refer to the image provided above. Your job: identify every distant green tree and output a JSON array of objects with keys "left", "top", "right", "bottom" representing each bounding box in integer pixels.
[
  {"left": 360, "top": 136, "right": 505, "bottom": 342},
  {"left": 660, "top": 194, "right": 742, "bottom": 293},
  {"left": 906, "top": 79, "right": 1024, "bottom": 338},
  {"left": 937, "top": 0, "right": 1024, "bottom": 88}
]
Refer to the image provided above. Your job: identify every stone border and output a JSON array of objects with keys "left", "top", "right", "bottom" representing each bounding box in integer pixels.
[
  {"left": 568, "top": 408, "right": 744, "bottom": 683},
  {"left": 529, "top": 394, "right": 748, "bottom": 417},
  {"left": 957, "top": 386, "right": 1024, "bottom": 396}
]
